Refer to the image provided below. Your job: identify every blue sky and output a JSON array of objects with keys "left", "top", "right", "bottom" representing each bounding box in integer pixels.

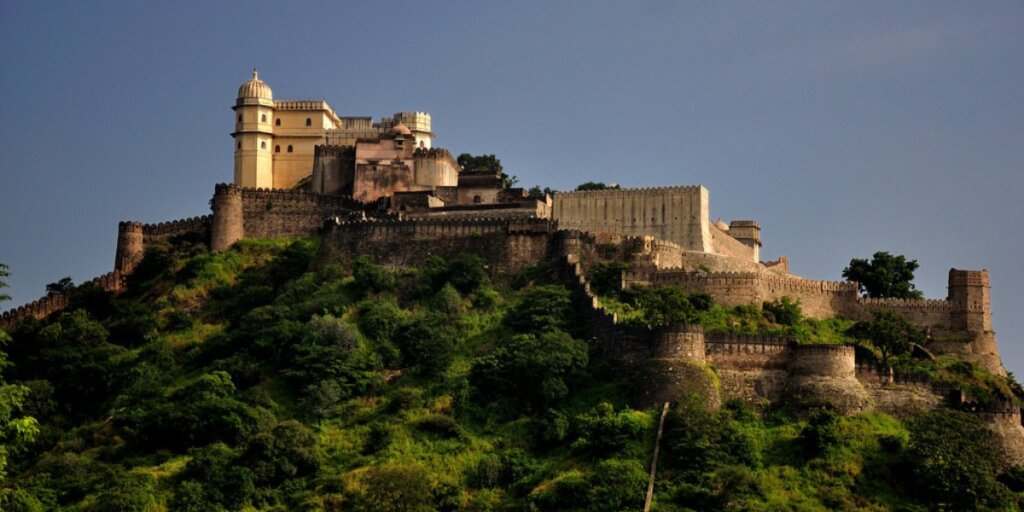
[{"left": 1, "top": 1, "right": 1022, "bottom": 373}]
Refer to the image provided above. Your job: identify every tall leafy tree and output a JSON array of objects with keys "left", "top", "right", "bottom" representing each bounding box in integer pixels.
[
  {"left": 847, "top": 310, "right": 923, "bottom": 365},
  {"left": 0, "top": 264, "right": 39, "bottom": 479},
  {"left": 456, "top": 153, "right": 517, "bottom": 188},
  {"left": 842, "top": 251, "right": 923, "bottom": 299}
]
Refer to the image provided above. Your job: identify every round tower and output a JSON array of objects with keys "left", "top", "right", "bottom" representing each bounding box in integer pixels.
[
  {"left": 784, "top": 344, "right": 869, "bottom": 415},
  {"left": 634, "top": 325, "right": 721, "bottom": 409},
  {"left": 114, "top": 221, "right": 144, "bottom": 273},
  {"left": 211, "top": 184, "right": 244, "bottom": 252},
  {"left": 233, "top": 69, "right": 275, "bottom": 189}
]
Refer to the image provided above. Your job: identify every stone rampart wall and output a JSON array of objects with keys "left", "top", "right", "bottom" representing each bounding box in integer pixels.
[
  {"left": 708, "top": 222, "right": 755, "bottom": 262},
  {"left": 142, "top": 215, "right": 212, "bottom": 241},
  {"left": 321, "top": 217, "right": 553, "bottom": 276},
  {"left": 625, "top": 268, "right": 956, "bottom": 328},
  {"left": 232, "top": 185, "right": 375, "bottom": 239},
  {"left": 552, "top": 186, "right": 711, "bottom": 253},
  {"left": 0, "top": 270, "right": 124, "bottom": 329}
]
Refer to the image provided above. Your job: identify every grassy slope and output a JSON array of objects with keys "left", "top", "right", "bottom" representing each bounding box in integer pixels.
[{"left": 2, "top": 237, "right": 1019, "bottom": 511}]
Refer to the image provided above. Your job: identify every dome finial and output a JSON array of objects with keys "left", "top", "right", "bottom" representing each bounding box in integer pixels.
[{"left": 252, "top": 68, "right": 258, "bottom": 80}]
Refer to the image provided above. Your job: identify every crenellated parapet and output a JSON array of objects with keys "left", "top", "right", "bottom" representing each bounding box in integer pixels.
[
  {"left": 314, "top": 144, "right": 356, "bottom": 158},
  {"left": 412, "top": 147, "right": 455, "bottom": 160},
  {"left": 0, "top": 270, "right": 125, "bottom": 329},
  {"left": 325, "top": 215, "right": 553, "bottom": 240},
  {"left": 141, "top": 215, "right": 213, "bottom": 238}
]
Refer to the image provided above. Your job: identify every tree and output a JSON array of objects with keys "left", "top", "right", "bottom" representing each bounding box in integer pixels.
[
  {"left": 842, "top": 251, "right": 923, "bottom": 299},
  {"left": 457, "top": 153, "right": 517, "bottom": 188},
  {"left": 45, "top": 276, "right": 74, "bottom": 295},
  {"left": 0, "top": 263, "right": 38, "bottom": 480},
  {"left": 905, "top": 409, "right": 1014, "bottom": 510},
  {"left": 0, "top": 263, "right": 10, "bottom": 302},
  {"left": 846, "top": 310, "right": 923, "bottom": 366},
  {"left": 471, "top": 331, "right": 588, "bottom": 412},
  {"left": 575, "top": 182, "right": 620, "bottom": 191}
]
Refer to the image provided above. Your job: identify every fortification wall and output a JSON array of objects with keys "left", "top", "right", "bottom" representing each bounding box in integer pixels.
[
  {"left": 142, "top": 215, "right": 212, "bottom": 241},
  {"left": 311, "top": 145, "right": 355, "bottom": 195},
  {"left": 552, "top": 186, "right": 712, "bottom": 253},
  {"left": 627, "top": 269, "right": 860, "bottom": 318},
  {"left": 706, "top": 335, "right": 792, "bottom": 405},
  {"left": 708, "top": 222, "right": 756, "bottom": 262},
  {"left": 412, "top": 148, "right": 459, "bottom": 187},
  {"left": 210, "top": 184, "right": 375, "bottom": 247},
  {"left": 854, "top": 363, "right": 950, "bottom": 418},
  {"left": 0, "top": 270, "right": 124, "bottom": 329},
  {"left": 321, "top": 217, "right": 553, "bottom": 276},
  {"left": 784, "top": 345, "right": 869, "bottom": 414}
]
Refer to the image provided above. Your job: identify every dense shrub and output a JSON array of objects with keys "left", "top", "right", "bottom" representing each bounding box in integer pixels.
[
  {"left": 351, "top": 255, "right": 397, "bottom": 296},
  {"left": 237, "top": 420, "right": 320, "bottom": 486},
  {"left": 355, "top": 463, "right": 434, "bottom": 512},
  {"left": 471, "top": 330, "right": 588, "bottom": 412},
  {"left": 358, "top": 297, "right": 405, "bottom": 343},
  {"left": 394, "top": 312, "right": 458, "bottom": 376},
  {"left": 416, "top": 414, "right": 463, "bottom": 439},
  {"left": 571, "top": 402, "right": 648, "bottom": 456},
  {"left": 800, "top": 408, "right": 843, "bottom": 457},
  {"left": 664, "top": 395, "right": 758, "bottom": 474},
  {"left": 621, "top": 285, "right": 698, "bottom": 326},
  {"left": 904, "top": 409, "right": 1014, "bottom": 510},
  {"left": 588, "top": 261, "right": 630, "bottom": 296},
  {"left": 503, "top": 285, "right": 574, "bottom": 335},
  {"left": 762, "top": 296, "right": 802, "bottom": 326}
]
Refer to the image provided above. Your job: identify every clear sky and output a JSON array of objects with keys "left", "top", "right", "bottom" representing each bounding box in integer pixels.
[{"left": 1, "top": 1, "right": 1022, "bottom": 373}]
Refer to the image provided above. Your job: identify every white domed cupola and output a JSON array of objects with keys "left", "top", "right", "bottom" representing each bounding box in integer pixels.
[{"left": 236, "top": 68, "right": 274, "bottom": 107}]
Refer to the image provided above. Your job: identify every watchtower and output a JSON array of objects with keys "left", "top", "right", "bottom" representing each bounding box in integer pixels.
[{"left": 949, "top": 269, "right": 991, "bottom": 332}]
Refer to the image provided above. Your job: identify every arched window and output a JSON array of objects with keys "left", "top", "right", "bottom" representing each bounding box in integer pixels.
[
  {"left": 287, "top": 145, "right": 293, "bottom": 153},
  {"left": 261, "top": 114, "right": 267, "bottom": 122},
  {"left": 237, "top": 114, "right": 242, "bottom": 122},
  {"left": 260, "top": 141, "right": 267, "bottom": 149},
  {"left": 275, "top": 118, "right": 281, "bottom": 126},
  {"left": 236, "top": 141, "right": 241, "bottom": 149},
  {"left": 473, "top": 195, "right": 482, "bottom": 204},
  {"left": 275, "top": 145, "right": 280, "bottom": 153},
  {"left": 305, "top": 118, "right": 312, "bottom": 127}
]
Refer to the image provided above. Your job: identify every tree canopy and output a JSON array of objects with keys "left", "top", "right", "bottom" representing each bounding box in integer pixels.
[
  {"left": 847, "top": 310, "right": 923, "bottom": 365},
  {"left": 457, "top": 153, "right": 517, "bottom": 188},
  {"left": 842, "top": 251, "right": 923, "bottom": 299},
  {"left": 575, "top": 182, "right": 620, "bottom": 191}
]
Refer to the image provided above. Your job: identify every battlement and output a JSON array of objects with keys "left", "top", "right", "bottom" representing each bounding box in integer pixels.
[
  {"left": 858, "top": 297, "right": 952, "bottom": 308},
  {"left": 314, "top": 145, "right": 356, "bottom": 157},
  {"left": 949, "top": 268, "right": 990, "bottom": 287},
  {"left": 705, "top": 333, "right": 795, "bottom": 346},
  {"left": 556, "top": 185, "right": 705, "bottom": 199},
  {"left": 412, "top": 147, "right": 454, "bottom": 159},
  {"left": 211, "top": 183, "right": 370, "bottom": 210},
  {"left": 141, "top": 215, "right": 212, "bottom": 238},
  {"left": 326, "top": 215, "right": 553, "bottom": 237},
  {"left": 273, "top": 99, "right": 334, "bottom": 111},
  {"left": 0, "top": 270, "right": 124, "bottom": 329},
  {"left": 729, "top": 220, "right": 760, "bottom": 228}
]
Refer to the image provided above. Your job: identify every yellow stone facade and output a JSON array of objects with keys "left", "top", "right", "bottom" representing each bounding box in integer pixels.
[{"left": 232, "top": 70, "right": 434, "bottom": 189}]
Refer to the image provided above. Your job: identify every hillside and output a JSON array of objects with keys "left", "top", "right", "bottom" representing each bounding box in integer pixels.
[{"left": 1, "top": 234, "right": 1022, "bottom": 511}]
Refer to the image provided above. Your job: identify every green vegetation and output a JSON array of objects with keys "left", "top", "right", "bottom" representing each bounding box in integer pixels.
[
  {"left": 843, "top": 251, "right": 924, "bottom": 299},
  {"left": 456, "top": 153, "right": 517, "bottom": 188},
  {"left": 575, "top": 182, "right": 621, "bottom": 191},
  {"left": 1, "top": 245, "right": 1021, "bottom": 510}
]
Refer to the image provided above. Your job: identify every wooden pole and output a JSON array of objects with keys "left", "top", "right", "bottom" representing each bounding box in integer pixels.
[{"left": 644, "top": 402, "right": 670, "bottom": 512}]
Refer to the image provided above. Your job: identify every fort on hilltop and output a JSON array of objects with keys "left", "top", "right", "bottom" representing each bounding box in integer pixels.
[{"left": 4, "top": 71, "right": 1020, "bottom": 465}]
